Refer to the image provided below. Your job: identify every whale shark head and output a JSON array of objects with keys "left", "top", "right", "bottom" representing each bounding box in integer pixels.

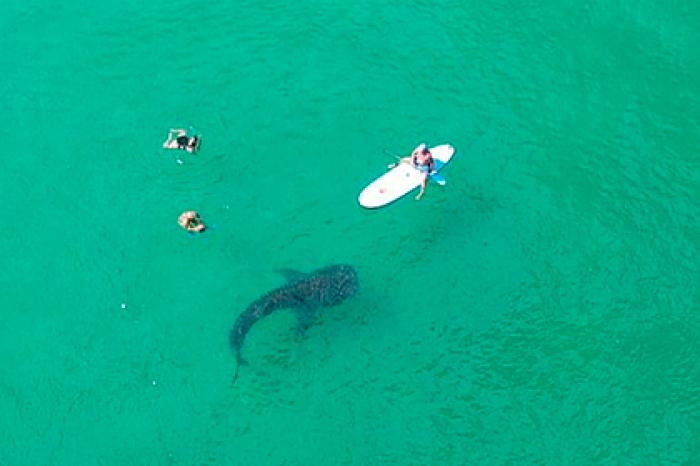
[{"left": 307, "top": 264, "right": 359, "bottom": 306}]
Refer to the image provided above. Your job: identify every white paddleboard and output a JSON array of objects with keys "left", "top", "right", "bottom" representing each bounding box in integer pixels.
[{"left": 358, "top": 144, "right": 455, "bottom": 209}]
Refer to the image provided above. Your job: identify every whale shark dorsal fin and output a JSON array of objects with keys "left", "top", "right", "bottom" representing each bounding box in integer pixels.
[{"left": 276, "top": 268, "right": 308, "bottom": 283}]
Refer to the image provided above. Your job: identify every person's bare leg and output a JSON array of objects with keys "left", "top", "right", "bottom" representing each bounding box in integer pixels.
[
  {"left": 415, "top": 174, "right": 427, "bottom": 200},
  {"left": 163, "top": 132, "right": 175, "bottom": 148}
]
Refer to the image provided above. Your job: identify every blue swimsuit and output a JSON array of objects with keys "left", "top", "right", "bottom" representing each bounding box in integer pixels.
[{"left": 413, "top": 157, "right": 435, "bottom": 174}]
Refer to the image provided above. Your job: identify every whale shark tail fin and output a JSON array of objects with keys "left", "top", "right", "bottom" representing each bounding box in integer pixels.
[
  {"left": 232, "top": 362, "right": 241, "bottom": 384},
  {"left": 232, "top": 353, "right": 248, "bottom": 384}
]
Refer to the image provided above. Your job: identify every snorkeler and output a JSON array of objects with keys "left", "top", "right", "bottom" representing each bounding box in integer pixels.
[
  {"left": 178, "top": 211, "right": 206, "bottom": 232},
  {"left": 163, "top": 128, "right": 201, "bottom": 153}
]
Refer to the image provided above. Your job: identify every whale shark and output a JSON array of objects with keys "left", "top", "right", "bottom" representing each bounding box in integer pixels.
[{"left": 229, "top": 264, "right": 358, "bottom": 382}]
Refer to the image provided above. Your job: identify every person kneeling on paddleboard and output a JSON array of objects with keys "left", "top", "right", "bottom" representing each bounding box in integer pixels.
[
  {"left": 389, "top": 143, "right": 435, "bottom": 200},
  {"left": 163, "top": 128, "right": 200, "bottom": 153}
]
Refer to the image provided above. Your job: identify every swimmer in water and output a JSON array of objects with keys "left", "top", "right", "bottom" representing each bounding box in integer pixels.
[
  {"left": 178, "top": 211, "right": 206, "bottom": 232},
  {"left": 163, "top": 128, "right": 200, "bottom": 153}
]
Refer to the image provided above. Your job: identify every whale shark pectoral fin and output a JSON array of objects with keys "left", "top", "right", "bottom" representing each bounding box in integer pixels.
[
  {"left": 294, "top": 304, "right": 320, "bottom": 335},
  {"left": 276, "top": 268, "right": 308, "bottom": 283}
]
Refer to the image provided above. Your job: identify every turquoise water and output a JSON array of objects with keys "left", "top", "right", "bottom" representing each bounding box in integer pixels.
[{"left": 2, "top": 0, "right": 699, "bottom": 464}]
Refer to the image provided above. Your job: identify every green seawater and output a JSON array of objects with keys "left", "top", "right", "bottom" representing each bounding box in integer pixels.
[{"left": 1, "top": 0, "right": 699, "bottom": 464}]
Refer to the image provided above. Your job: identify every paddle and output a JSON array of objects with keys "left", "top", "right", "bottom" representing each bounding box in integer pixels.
[
  {"left": 383, "top": 149, "right": 405, "bottom": 169},
  {"left": 382, "top": 148, "right": 402, "bottom": 159}
]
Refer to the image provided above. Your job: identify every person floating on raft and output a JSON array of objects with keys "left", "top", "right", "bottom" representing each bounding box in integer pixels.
[
  {"left": 178, "top": 211, "right": 206, "bottom": 233},
  {"left": 163, "top": 128, "right": 201, "bottom": 153}
]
